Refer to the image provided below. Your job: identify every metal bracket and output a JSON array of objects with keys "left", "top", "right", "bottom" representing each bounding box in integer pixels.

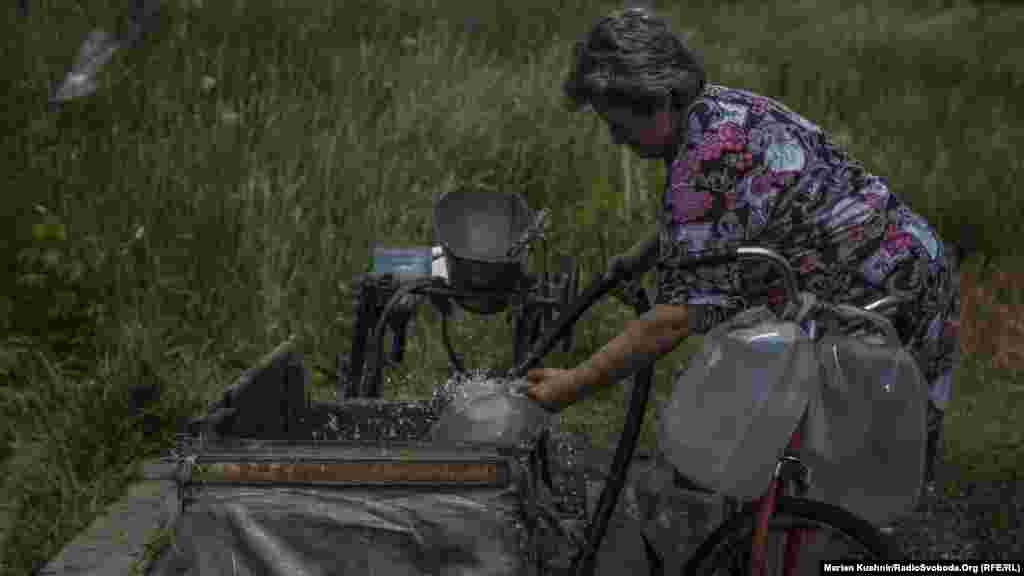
[{"left": 774, "top": 455, "right": 812, "bottom": 496}]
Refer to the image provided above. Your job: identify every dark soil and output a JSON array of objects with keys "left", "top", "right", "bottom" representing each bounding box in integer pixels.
[{"left": 886, "top": 461, "right": 1023, "bottom": 561}]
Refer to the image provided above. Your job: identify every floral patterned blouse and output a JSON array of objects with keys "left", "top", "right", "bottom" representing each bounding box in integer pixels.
[{"left": 655, "top": 84, "right": 960, "bottom": 408}]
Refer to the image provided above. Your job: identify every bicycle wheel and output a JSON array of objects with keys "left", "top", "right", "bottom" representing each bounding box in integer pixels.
[{"left": 683, "top": 496, "right": 897, "bottom": 576}]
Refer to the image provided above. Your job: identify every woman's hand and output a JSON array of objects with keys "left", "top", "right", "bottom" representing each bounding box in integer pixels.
[{"left": 522, "top": 368, "right": 582, "bottom": 413}]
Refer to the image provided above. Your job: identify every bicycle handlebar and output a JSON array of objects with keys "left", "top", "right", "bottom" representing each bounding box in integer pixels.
[
  {"left": 826, "top": 303, "right": 902, "bottom": 346},
  {"left": 611, "top": 233, "right": 910, "bottom": 318},
  {"left": 607, "top": 233, "right": 802, "bottom": 312}
]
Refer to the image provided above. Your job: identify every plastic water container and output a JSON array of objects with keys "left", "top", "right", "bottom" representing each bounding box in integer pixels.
[
  {"left": 657, "top": 308, "right": 818, "bottom": 501},
  {"left": 801, "top": 333, "right": 928, "bottom": 526}
]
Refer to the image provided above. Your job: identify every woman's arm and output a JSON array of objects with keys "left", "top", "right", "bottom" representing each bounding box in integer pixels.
[{"left": 569, "top": 303, "right": 691, "bottom": 401}]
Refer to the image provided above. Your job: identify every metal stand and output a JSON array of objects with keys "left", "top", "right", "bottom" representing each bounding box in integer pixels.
[{"left": 344, "top": 256, "right": 579, "bottom": 400}]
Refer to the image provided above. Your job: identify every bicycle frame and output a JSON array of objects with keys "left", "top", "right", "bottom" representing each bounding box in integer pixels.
[{"left": 748, "top": 417, "right": 809, "bottom": 576}]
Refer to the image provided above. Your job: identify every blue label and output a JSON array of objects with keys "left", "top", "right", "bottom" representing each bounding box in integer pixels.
[{"left": 373, "top": 247, "right": 432, "bottom": 277}]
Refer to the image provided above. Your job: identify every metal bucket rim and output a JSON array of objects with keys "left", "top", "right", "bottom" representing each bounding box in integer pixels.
[{"left": 432, "top": 189, "right": 534, "bottom": 264}]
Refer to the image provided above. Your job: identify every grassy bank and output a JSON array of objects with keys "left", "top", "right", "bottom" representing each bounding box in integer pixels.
[{"left": 2, "top": 0, "right": 1022, "bottom": 572}]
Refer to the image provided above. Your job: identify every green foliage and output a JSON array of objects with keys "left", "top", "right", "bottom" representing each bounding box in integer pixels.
[
  {"left": 1, "top": 0, "right": 1022, "bottom": 572},
  {"left": 1, "top": 353, "right": 152, "bottom": 572}
]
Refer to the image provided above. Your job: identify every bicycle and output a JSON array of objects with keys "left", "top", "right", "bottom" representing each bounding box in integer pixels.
[
  {"left": 681, "top": 291, "right": 910, "bottom": 576},
  {"left": 506, "top": 234, "right": 902, "bottom": 576}
]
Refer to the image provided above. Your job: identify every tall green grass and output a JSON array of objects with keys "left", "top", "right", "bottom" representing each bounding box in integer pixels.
[{"left": 1, "top": 0, "right": 1022, "bottom": 572}]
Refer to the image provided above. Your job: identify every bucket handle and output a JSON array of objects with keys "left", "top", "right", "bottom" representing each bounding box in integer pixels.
[{"left": 506, "top": 208, "right": 550, "bottom": 259}]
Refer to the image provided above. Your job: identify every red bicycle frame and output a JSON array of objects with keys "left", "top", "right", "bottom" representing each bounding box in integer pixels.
[{"left": 749, "top": 415, "right": 814, "bottom": 576}]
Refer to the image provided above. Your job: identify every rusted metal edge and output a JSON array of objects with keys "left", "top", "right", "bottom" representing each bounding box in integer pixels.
[
  {"left": 185, "top": 479, "right": 510, "bottom": 490},
  {"left": 191, "top": 453, "right": 511, "bottom": 463},
  {"left": 185, "top": 439, "right": 535, "bottom": 459},
  {"left": 189, "top": 460, "right": 510, "bottom": 487}
]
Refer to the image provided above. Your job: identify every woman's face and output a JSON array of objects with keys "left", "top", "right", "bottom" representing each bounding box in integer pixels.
[{"left": 593, "top": 100, "right": 676, "bottom": 159}]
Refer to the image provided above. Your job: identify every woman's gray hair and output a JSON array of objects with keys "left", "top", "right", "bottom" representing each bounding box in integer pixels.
[{"left": 563, "top": 6, "right": 706, "bottom": 113}]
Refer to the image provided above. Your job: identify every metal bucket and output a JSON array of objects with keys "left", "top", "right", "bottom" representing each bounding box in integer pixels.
[
  {"left": 430, "top": 373, "right": 552, "bottom": 449},
  {"left": 433, "top": 190, "right": 534, "bottom": 314}
]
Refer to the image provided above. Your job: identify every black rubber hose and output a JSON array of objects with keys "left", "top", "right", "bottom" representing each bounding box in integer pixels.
[
  {"left": 505, "top": 232, "right": 663, "bottom": 575},
  {"left": 501, "top": 234, "right": 661, "bottom": 576},
  {"left": 570, "top": 287, "right": 653, "bottom": 576}
]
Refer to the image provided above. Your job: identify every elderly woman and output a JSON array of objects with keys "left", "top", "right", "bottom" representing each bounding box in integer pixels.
[{"left": 523, "top": 7, "right": 960, "bottom": 488}]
